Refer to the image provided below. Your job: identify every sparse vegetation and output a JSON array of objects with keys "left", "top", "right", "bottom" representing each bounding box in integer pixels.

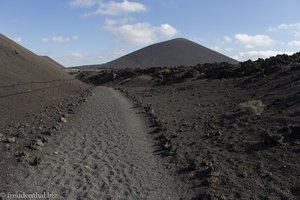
[{"left": 239, "top": 99, "right": 266, "bottom": 115}]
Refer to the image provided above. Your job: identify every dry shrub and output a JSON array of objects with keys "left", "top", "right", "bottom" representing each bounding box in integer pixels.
[{"left": 239, "top": 99, "right": 266, "bottom": 115}]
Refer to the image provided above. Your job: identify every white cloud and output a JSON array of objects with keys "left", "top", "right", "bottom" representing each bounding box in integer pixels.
[
  {"left": 71, "top": 52, "right": 83, "bottom": 58},
  {"left": 96, "top": 0, "right": 146, "bottom": 15},
  {"left": 234, "top": 50, "right": 294, "bottom": 61},
  {"left": 292, "top": 31, "right": 300, "bottom": 37},
  {"left": 97, "top": 49, "right": 127, "bottom": 62},
  {"left": 288, "top": 40, "right": 300, "bottom": 46},
  {"left": 157, "top": 24, "right": 178, "bottom": 37},
  {"left": 105, "top": 22, "right": 178, "bottom": 45},
  {"left": 269, "top": 22, "right": 300, "bottom": 38},
  {"left": 224, "top": 36, "right": 232, "bottom": 42},
  {"left": 269, "top": 22, "right": 300, "bottom": 32},
  {"left": 112, "top": 23, "right": 156, "bottom": 45},
  {"left": 54, "top": 50, "right": 127, "bottom": 67},
  {"left": 41, "top": 38, "right": 49, "bottom": 43},
  {"left": 10, "top": 37, "right": 22, "bottom": 44},
  {"left": 212, "top": 46, "right": 233, "bottom": 53},
  {"left": 234, "top": 34, "right": 274, "bottom": 47},
  {"left": 103, "top": 17, "right": 134, "bottom": 28},
  {"left": 55, "top": 53, "right": 90, "bottom": 67},
  {"left": 224, "top": 47, "right": 233, "bottom": 52},
  {"left": 245, "top": 44, "right": 254, "bottom": 49},
  {"left": 42, "top": 35, "right": 79, "bottom": 43},
  {"left": 70, "top": 0, "right": 97, "bottom": 7},
  {"left": 212, "top": 46, "right": 221, "bottom": 51}
]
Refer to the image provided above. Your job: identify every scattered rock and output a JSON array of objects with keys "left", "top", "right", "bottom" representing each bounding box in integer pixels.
[
  {"left": 36, "top": 139, "right": 44, "bottom": 147},
  {"left": 53, "top": 123, "right": 62, "bottom": 131},
  {"left": 5, "top": 144, "right": 10, "bottom": 150},
  {"left": 15, "top": 151, "right": 29, "bottom": 162},
  {"left": 41, "top": 130, "right": 52, "bottom": 136},
  {"left": 216, "top": 131, "right": 223, "bottom": 136},
  {"left": 60, "top": 117, "right": 67, "bottom": 123},
  {"left": 238, "top": 172, "right": 248, "bottom": 178},
  {"left": 27, "top": 156, "right": 41, "bottom": 166},
  {"left": 264, "top": 132, "right": 283, "bottom": 145},
  {"left": 0, "top": 133, "right": 4, "bottom": 142},
  {"left": 197, "top": 192, "right": 212, "bottom": 200},
  {"left": 187, "top": 160, "right": 197, "bottom": 171},
  {"left": 291, "top": 126, "right": 300, "bottom": 139},
  {"left": 28, "top": 139, "right": 43, "bottom": 150},
  {"left": 192, "top": 124, "right": 198, "bottom": 131},
  {"left": 150, "top": 108, "right": 155, "bottom": 115},
  {"left": 4, "top": 137, "right": 16, "bottom": 143},
  {"left": 164, "top": 142, "right": 172, "bottom": 150}
]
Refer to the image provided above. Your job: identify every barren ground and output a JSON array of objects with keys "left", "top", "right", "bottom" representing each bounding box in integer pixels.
[
  {"left": 2, "top": 87, "right": 193, "bottom": 200},
  {"left": 75, "top": 55, "right": 300, "bottom": 199}
]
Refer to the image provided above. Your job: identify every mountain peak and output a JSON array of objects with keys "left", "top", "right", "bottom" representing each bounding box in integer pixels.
[{"left": 78, "top": 38, "right": 239, "bottom": 69}]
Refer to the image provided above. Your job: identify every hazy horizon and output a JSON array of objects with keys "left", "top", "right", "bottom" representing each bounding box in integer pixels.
[{"left": 1, "top": 0, "right": 300, "bottom": 67}]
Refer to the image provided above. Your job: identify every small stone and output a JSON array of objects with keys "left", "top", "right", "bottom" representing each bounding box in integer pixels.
[
  {"left": 177, "top": 128, "right": 184, "bottom": 133},
  {"left": 201, "top": 179, "right": 210, "bottom": 186},
  {"left": 41, "top": 130, "right": 51, "bottom": 136},
  {"left": 164, "top": 142, "right": 171, "bottom": 149},
  {"left": 266, "top": 172, "right": 272, "bottom": 177},
  {"left": 7, "top": 137, "right": 16, "bottom": 143},
  {"left": 192, "top": 124, "right": 198, "bottom": 131},
  {"left": 60, "top": 117, "right": 67, "bottom": 123},
  {"left": 27, "top": 156, "right": 41, "bottom": 166},
  {"left": 187, "top": 160, "right": 197, "bottom": 171},
  {"left": 15, "top": 151, "right": 29, "bottom": 162},
  {"left": 5, "top": 144, "right": 10, "bottom": 150},
  {"left": 291, "top": 126, "right": 300, "bottom": 139},
  {"left": 209, "top": 171, "right": 220, "bottom": 177},
  {"left": 28, "top": 140, "right": 42, "bottom": 150},
  {"left": 216, "top": 131, "right": 223, "bottom": 136},
  {"left": 238, "top": 172, "right": 248, "bottom": 178},
  {"left": 264, "top": 132, "right": 283, "bottom": 145},
  {"left": 36, "top": 139, "right": 44, "bottom": 147},
  {"left": 150, "top": 108, "right": 155, "bottom": 115},
  {"left": 53, "top": 124, "right": 61, "bottom": 130},
  {"left": 54, "top": 151, "right": 58, "bottom": 155}
]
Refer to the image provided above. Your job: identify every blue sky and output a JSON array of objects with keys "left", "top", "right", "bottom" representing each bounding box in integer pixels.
[{"left": 1, "top": 0, "right": 300, "bottom": 67}]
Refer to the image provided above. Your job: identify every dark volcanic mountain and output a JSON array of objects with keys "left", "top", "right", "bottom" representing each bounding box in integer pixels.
[
  {"left": 0, "top": 33, "right": 73, "bottom": 85},
  {"left": 80, "top": 38, "right": 238, "bottom": 69},
  {"left": 0, "top": 33, "right": 86, "bottom": 122},
  {"left": 41, "top": 56, "right": 65, "bottom": 69}
]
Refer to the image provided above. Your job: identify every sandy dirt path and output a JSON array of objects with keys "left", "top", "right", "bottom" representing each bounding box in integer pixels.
[{"left": 20, "top": 86, "right": 189, "bottom": 200}]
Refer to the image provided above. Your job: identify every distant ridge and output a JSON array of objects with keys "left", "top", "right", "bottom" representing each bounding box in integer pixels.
[
  {"left": 41, "top": 56, "right": 65, "bottom": 69},
  {"left": 78, "top": 38, "right": 238, "bottom": 69}
]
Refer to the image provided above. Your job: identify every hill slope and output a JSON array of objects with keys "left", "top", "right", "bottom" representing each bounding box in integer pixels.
[
  {"left": 81, "top": 38, "right": 238, "bottom": 69},
  {"left": 41, "top": 56, "right": 65, "bottom": 69},
  {"left": 0, "top": 33, "right": 86, "bottom": 125},
  {"left": 0, "top": 34, "right": 73, "bottom": 85}
]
